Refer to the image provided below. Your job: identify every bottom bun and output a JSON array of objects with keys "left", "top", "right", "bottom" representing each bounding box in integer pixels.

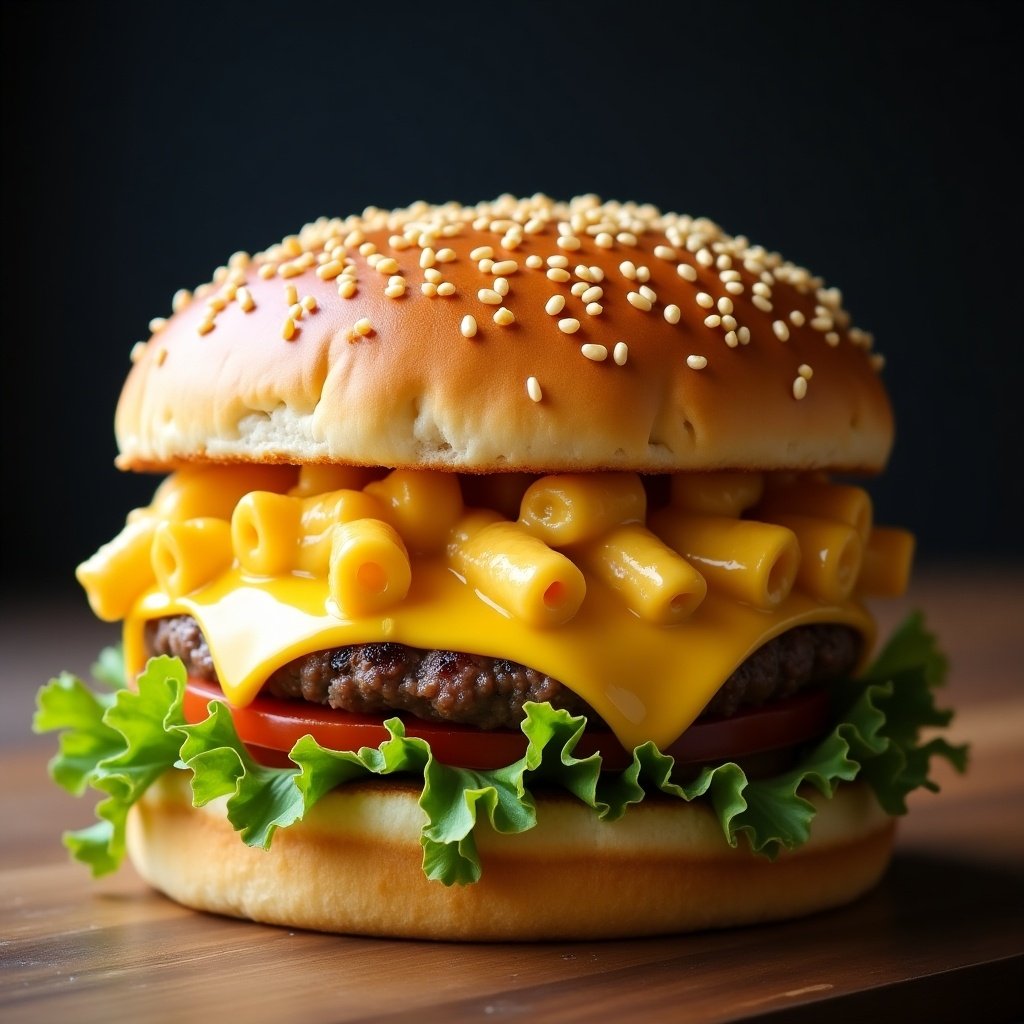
[{"left": 126, "top": 770, "right": 895, "bottom": 941}]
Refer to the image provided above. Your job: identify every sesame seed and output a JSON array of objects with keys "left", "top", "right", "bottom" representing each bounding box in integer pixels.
[
  {"left": 870, "top": 353, "right": 886, "bottom": 371},
  {"left": 289, "top": 302, "right": 304, "bottom": 320},
  {"left": 524, "top": 218, "right": 546, "bottom": 234},
  {"left": 627, "top": 291, "right": 653, "bottom": 311},
  {"left": 421, "top": 282, "right": 438, "bottom": 296},
  {"left": 258, "top": 264, "right": 277, "bottom": 280},
  {"left": 738, "top": 326, "right": 751, "bottom": 345},
  {"left": 557, "top": 318, "right": 581, "bottom": 334},
  {"left": 588, "top": 265, "right": 604, "bottom": 282},
  {"left": 494, "top": 306, "right": 515, "bottom": 325},
  {"left": 436, "top": 247, "right": 457, "bottom": 263},
  {"left": 388, "top": 234, "right": 411, "bottom": 250},
  {"left": 595, "top": 232, "right": 614, "bottom": 248},
  {"left": 317, "top": 260, "right": 344, "bottom": 280},
  {"left": 545, "top": 295, "right": 566, "bottom": 315},
  {"left": 617, "top": 231, "right": 637, "bottom": 245},
  {"left": 491, "top": 259, "right": 518, "bottom": 275},
  {"left": 301, "top": 295, "right": 317, "bottom": 312},
  {"left": 677, "top": 263, "right": 698, "bottom": 282},
  {"left": 695, "top": 292, "right": 714, "bottom": 309},
  {"left": 437, "top": 282, "right": 455, "bottom": 296},
  {"left": 793, "top": 376, "right": 808, "bottom": 400},
  {"left": 359, "top": 241, "right": 377, "bottom": 257},
  {"left": 721, "top": 315, "right": 737, "bottom": 331},
  {"left": 547, "top": 268, "right": 571, "bottom": 283},
  {"left": 613, "top": 341, "right": 629, "bottom": 365},
  {"left": 284, "top": 284, "right": 298, "bottom": 306},
  {"left": 492, "top": 278, "right": 508, "bottom": 297},
  {"left": 547, "top": 255, "right": 569, "bottom": 268},
  {"left": 419, "top": 248, "right": 436, "bottom": 269},
  {"left": 639, "top": 284, "right": 657, "bottom": 302},
  {"left": 810, "top": 316, "right": 833, "bottom": 331},
  {"left": 686, "top": 354, "right": 708, "bottom": 370},
  {"left": 172, "top": 288, "right": 193, "bottom": 312},
  {"left": 526, "top": 376, "right": 543, "bottom": 402},
  {"left": 664, "top": 304, "right": 681, "bottom": 324},
  {"left": 719, "top": 269, "right": 742, "bottom": 282},
  {"left": 478, "top": 288, "right": 502, "bottom": 304},
  {"left": 470, "top": 246, "right": 494, "bottom": 261},
  {"left": 525, "top": 254, "right": 544, "bottom": 269},
  {"left": 654, "top": 244, "right": 677, "bottom": 260},
  {"left": 586, "top": 302, "right": 603, "bottom": 315},
  {"left": 825, "top": 331, "right": 840, "bottom": 346},
  {"left": 282, "top": 317, "right": 297, "bottom": 341},
  {"left": 460, "top": 315, "right": 478, "bottom": 338},
  {"left": 581, "top": 344, "right": 608, "bottom": 361},
  {"left": 196, "top": 318, "right": 215, "bottom": 337},
  {"left": 798, "top": 364, "right": 814, "bottom": 379},
  {"left": 752, "top": 295, "right": 773, "bottom": 313},
  {"left": 149, "top": 317, "right": 167, "bottom": 334},
  {"left": 557, "top": 235, "right": 581, "bottom": 250},
  {"left": 376, "top": 256, "right": 400, "bottom": 275},
  {"left": 354, "top": 318, "right": 373, "bottom": 336},
  {"left": 724, "top": 281, "right": 745, "bottom": 295},
  {"left": 478, "top": 258, "right": 495, "bottom": 273},
  {"left": 571, "top": 282, "right": 588, "bottom": 297},
  {"left": 696, "top": 248, "right": 714, "bottom": 267},
  {"left": 724, "top": 331, "right": 739, "bottom": 348},
  {"left": 619, "top": 260, "right": 638, "bottom": 280},
  {"left": 130, "top": 341, "right": 147, "bottom": 362},
  {"left": 704, "top": 314, "right": 722, "bottom": 328},
  {"left": 772, "top": 320, "right": 790, "bottom": 341},
  {"left": 384, "top": 284, "right": 405, "bottom": 298},
  {"left": 155, "top": 346, "right": 168, "bottom": 366},
  {"left": 574, "top": 265, "right": 594, "bottom": 282},
  {"left": 752, "top": 282, "right": 772, "bottom": 297},
  {"left": 424, "top": 267, "right": 443, "bottom": 283},
  {"left": 280, "top": 262, "right": 303, "bottom": 279},
  {"left": 789, "top": 310, "right": 806, "bottom": 326},
  {"left": 581, "top": 286, "right": 603, "bottom": 303},
  {"left": 338, "top": 279, "right": 357, "bottom": 298},
  {"left": 717, "top": 296, "right": 734, "bottom": 315},
  {"left": 636, "top": 265, "right": 651, "bottom": 283}
]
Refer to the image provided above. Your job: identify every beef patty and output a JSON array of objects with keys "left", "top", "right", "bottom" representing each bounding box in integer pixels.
[{"left": 144, "top": 616, "right": 861, "bottom": 730}]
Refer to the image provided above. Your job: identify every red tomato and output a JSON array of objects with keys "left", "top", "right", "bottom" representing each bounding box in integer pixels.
[{"left": 182, "top": 677, "right": 829, "bottom": 772}]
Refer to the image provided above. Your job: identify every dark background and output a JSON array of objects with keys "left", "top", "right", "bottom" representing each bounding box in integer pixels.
[{"left": 2, "top": 0, "right": 1021, "bottom": 597}]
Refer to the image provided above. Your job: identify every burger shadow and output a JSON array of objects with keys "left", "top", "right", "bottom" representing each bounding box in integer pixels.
[{"left": 605, "top": 849, "right": 1024, "bottom": 953}]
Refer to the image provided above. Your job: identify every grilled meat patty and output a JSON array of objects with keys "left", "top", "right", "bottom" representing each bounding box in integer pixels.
[{"left": 144, "top": 616, "right": 860, "bottom": 730}]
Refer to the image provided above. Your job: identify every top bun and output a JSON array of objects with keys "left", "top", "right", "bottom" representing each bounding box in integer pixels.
[{"left": 115, "top": 195, "right": 893, "bottom": 474}]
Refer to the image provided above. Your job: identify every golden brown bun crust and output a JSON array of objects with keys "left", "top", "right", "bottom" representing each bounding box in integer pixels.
[
  {"left": 115, "top": 196, "right": 893, "bottom": 474},
  {"left": 126, "top": 772, "right": 895, "bottom": 941}
]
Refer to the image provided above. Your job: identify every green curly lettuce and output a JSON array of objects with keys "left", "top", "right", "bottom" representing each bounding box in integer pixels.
[{"left": 33, "top": 612, "right": 967, "bottom": 885}]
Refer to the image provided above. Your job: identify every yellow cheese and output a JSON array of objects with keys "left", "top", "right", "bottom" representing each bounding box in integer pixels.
[{"left": 97, "top": 467, "right": 888, "bottom": 752}]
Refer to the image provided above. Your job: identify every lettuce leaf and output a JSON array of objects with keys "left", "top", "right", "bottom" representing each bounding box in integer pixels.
[{"left": 33, "top": 613, "right": 967, "bottom": 884}]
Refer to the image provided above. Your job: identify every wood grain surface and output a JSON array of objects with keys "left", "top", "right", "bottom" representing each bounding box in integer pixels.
[{"left": 2, "top": 567, "right": 1022, "bottom": 1023}]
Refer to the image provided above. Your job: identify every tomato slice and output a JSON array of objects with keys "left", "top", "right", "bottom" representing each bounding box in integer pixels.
[{"left": 183, "top": 677, "right": 830, "bottom": 772}]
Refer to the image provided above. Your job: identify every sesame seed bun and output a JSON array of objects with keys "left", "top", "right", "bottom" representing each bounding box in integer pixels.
[
  {"left": 126, "top": 771, "right": 895, "bottom": 941},
  {"left": 115, "top": 195, "right": 893, "bottom": 474}
]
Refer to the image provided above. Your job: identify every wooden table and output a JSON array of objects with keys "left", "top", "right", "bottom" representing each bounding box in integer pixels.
[{"left": 2, "top": 568, "right": 1022, "bottom": 1022}]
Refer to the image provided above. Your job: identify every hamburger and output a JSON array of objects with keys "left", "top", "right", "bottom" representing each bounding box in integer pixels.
[{"left": 35, "top": 193, "right": 965, "bottom": 940}]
